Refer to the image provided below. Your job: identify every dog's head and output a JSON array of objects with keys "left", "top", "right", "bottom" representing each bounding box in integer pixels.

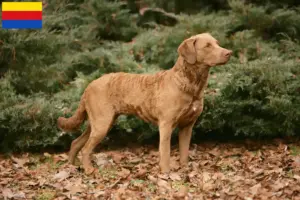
[{"left": 177, "top": 33, "right": 232, "bottom": 67}]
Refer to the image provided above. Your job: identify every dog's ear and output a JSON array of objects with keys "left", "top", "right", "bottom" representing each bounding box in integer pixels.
[{"left": 177, "top": 37, "right": 197, "bottom": 64}]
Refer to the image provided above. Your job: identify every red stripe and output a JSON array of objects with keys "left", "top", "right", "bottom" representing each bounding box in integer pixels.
[{"left": 2, "top": 11, "right": 42, "bottom": 20}]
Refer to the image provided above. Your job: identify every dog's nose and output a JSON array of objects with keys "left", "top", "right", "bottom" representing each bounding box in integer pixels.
[{"left": 225, "top": 50, "right": 232, "bottom": 58}]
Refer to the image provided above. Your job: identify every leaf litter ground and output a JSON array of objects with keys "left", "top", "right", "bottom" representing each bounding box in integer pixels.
[{"left": 1, "top": 139, "right": 300, "bottom": 200}]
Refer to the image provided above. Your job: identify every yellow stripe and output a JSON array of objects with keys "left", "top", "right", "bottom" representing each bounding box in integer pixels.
[{"left": 2, "top": 2, "right": 42, "bottom": 11}]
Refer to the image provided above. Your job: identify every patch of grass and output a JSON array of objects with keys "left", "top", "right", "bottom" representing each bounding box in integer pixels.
[
  {"left": 98, "top": 166, "right": 118, "bottom": 179},
  {"left": 35, "top": 190, "right": 56, "bottom": 200},
  {"left": 130, "top": 179, "right": 145, "bottom": 187},
  {"left": 250, "top": 150, "right": 258, "bottom": 156},
  {"left": 171, "top": 181, "right": 189, "bottom": 191},
  {"left": 28, "top": 163, "right": 40, "bottom": 170},
  {"left": 286, "top": 169, "right": 294, "bottom": 178},
  {"left": 147, "top": 182, "right": 156, "bottom": 193},
  {"left": 220, "top": 164, "right": 235, "bottom": 173},
  {"left": 289, "top": 145, "right": 300, "bottom": 156}
]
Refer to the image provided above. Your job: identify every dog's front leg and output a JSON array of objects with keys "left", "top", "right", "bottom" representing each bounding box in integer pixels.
[
  {"left": 178, "top": 122, "right": 195, "bottom": 166},
  {"left": 158, "top": 122, "right": 174, "bottom": 173}
]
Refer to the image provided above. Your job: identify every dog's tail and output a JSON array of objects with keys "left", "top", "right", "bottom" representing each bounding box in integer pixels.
[{"left": 57, "top": 94, "right": 87, "bottom": 132}]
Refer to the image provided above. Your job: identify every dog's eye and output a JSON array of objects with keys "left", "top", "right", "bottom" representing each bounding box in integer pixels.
[{"left": 205, "top": 43, "right": 211, "bottom": 48}]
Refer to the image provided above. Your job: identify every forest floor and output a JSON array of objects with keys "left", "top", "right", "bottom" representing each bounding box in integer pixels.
[{"left": 1, "top": 139, "right": 300, "bottom": 200}]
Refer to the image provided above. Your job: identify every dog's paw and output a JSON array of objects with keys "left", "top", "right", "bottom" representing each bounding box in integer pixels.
[{"left": 84, "top": 166, "right": 96, "bottom": 175}]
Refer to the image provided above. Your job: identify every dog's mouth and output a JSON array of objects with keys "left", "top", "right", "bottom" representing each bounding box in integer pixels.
[
  {"left": 219, "top": 56, "right": 231, "bottom": 65},
  {"left": 210, "top": 58, "right": 231, "bottom": 67}
]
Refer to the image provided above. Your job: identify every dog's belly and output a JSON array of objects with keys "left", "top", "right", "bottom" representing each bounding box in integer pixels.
[
  {"left": 116, "top": 101, "right": 158, "bottom": 125},
  {"left": 135, "top": 105, "right": 158, "bottom": 124}
]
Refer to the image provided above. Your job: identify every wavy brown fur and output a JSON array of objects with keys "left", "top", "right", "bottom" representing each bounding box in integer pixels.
[
  {"left": 57, "top": 33, "right": 232, "bottom": 175},
  {"left": 57, "top": 95, "right": 87, "bottom": 132}
]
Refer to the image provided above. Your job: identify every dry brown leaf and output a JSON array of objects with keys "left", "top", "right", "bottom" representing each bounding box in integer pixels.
[
  {"left": 53, "top": 154, "right": 68, "bottom": 164},
  {"left": 293, "top": 174, "right": 300, "bottom": 181},
  {"left": 202, "top": 172, "right": 210, "bottom": 183},
  {"left": 11, "top": 156, "right": 28, "bottom": 168},
  {"left": 65, "top": 184, "right": 84, "bottom": 194},
  {"left": 109, "top": 152, "right": 125, "bottom": 163},
  {"left": 148, "top": 175, "right": 157, "bottom": 183},
  {"left": 11, "top": 191, "right": 26, "bottom": 199},
  {"left": 173, "top": 185, "right": 188, "bottom": 199},
  {"left": 2, "top": 188, "right": 14, "bottom": 199},
  {"left": 93, "top": 190, "right": 106, "bottom": 198},
  {"left": 157, "top": 178, "right": 171, "bottom": 190},
  {"left": 133, "top": 168, "right": 147, "bottom": 178},
  {"left": 250, "top": 183, "right": 261, "bottom": 196},
  {"left": 129, "top": 157, "right": 142, "bottom": 164},
  {"left": 169, "top": 172, "right": 181, "bottom": 181},
  {"left": 158, "top": 173, "right": 169, "bottom": 180},
  {"left": 118, "top": 168, "right": 131, "bottom": 178},
  {"left": 53, "top": 170, "right": 69, "bottom": 182},
  {"left": 188, "top": 171, "right": 197, "bottom": 179},
  {"left": 27, "top": 181, "right": 39, "bottom": 186},
  {"left": 43, "top": 152, "right": 52, "bottom": 158},
  {"left": 95, "top": 153, "right": 109, "bottom": 167}
]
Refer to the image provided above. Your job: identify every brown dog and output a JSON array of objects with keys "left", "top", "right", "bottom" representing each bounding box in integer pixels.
[{"left": 57, "top": 33, "right": 232, "bottom": 174}]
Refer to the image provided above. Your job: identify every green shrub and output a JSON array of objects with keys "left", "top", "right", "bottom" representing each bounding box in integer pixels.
[
  {"left": 229, "top": 0, "right": 300, "bottom": 41},
  {"left": 197, "top": 58, "right": 300, "bottom": 137}
]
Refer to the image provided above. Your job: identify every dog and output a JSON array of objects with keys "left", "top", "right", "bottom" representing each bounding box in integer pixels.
[{"left": 57, "top": 33, "right": 232, "bottom": 174}]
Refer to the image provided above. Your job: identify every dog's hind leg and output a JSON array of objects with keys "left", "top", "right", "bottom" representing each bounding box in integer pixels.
[
  {"left": 68, "top": 123, "right": 91, "bottom": 165},
  {"left": 82, "top": 110, "right": 115, "bottom": 174}
]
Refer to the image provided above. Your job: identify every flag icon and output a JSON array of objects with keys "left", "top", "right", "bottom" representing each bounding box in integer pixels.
[{"left": 2, "top": 2, "right": 42, "bottom": 29}]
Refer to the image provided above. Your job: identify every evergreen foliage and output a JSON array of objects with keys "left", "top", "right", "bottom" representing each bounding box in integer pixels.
[{"left": 0, "top": 0, "right": 299, "bottom": 152}]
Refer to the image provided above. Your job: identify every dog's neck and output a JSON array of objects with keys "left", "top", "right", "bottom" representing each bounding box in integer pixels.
[{"left": 171, "top": 56, "right": 210, "bottom": 97}]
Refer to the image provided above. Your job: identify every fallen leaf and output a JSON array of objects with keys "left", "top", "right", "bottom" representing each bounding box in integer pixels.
[
  {"left": 118, "top": 168, "right": 131, "bottom": 178},
  {"left": 133, "top": 168, "right": 147, "bottom": 178},
  {"left": 293, "top": 174, "right": 300, "bottom": 181},
  {"left": 12, "top": 191, "right": 26, "bottom": 199},
  {"left": 250, "top": 183, "right": 261, "bottom": 196},
  {"left": 208, "top": 147, "right": 220, "bottom": 157},
  {"left": 53, "top": 154, "right": 68, "bottom": 164},
  {"left": 95, "top": 153, "right": 109, "bottom": 167},
  {"left": 109, "top": 152, "right": 125, "bottom": 163},
  {"left": 148, "top": 175, "right": 157, "bottom": 183},
  {"left": 202, "top": 172, "right": 210, "bottom": 183},
  {"left": 93, "top": 190, "right": 106, "bottom": 198},
  {"left": 53, "top": 170, "right": 69, "bottom": 182},
  {"left": 11, "top": 156, "right": 28, "bottom": 168},
  {"left": 65, "top": 183, "right": 84, "bottom": 194},
  {"left": 27, "top": 181, "right": 38, "bottom": 186},
  {"left": 157, "top": 179, "right": 171, "bottom": 190},
  {"left": 129, "top": 158, "right": 142, "bottom": 164},
  {"left": 0, "top": 178, "right": 10, "bottom": 186},
  {"left": 292, "top": 156, "right": 300, "bottom": 168},
  {"left": 158, "top": 173, "right": 169, "bottom": 180},
  {"left": 169, "top": 172, "right": 181, "bottom": 181},
  {"left": 43, "top": 152, "right": 52, "bottom": 157},
  {"left": 2, "top": 188, "right": 13, "bottom": 199},
  {"left": 173, "top": 185, "right": 188, "bottom": 199},
  {"left": 188, "top": 171, "right": 197, "bottom": 179},
  {"left": 39, "top": 178, "right": 47, "bottom": 186}
]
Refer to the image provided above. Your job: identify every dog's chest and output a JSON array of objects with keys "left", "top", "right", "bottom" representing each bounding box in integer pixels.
[{"left": 177, "top": 98, "right": 204, "bottom": 126}]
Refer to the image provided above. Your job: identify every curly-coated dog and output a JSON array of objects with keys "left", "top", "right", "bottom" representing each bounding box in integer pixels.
[{"left": 57, "top": 33, "right": 232, "bottom": 174}]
